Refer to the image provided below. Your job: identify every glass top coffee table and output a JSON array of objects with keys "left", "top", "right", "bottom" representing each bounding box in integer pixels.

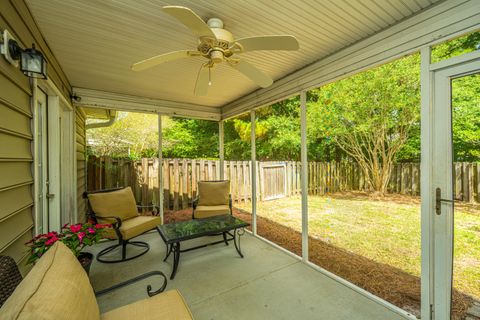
[{"left": 157, "top": 215, "right": 250, "bottom": 279}]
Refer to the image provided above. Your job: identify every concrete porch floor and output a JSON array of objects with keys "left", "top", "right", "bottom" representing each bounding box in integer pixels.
[{"left": 89, "top": 231, "right": 406, "bottom": 320}]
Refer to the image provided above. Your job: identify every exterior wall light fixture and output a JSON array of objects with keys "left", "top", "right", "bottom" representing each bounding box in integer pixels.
[{"left": 1, "top": 30, "right": 47, "bottom": 79}]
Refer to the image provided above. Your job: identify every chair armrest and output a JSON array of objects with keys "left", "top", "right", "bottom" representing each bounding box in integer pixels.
[
  {"left": 96, "top": 215, "right": 122, "bottom": 229},
  {"left": 95, "top": 271, "right": 167, "bottom": 297},
  {"left": 136, "top": 204, "right": 160, "bottom": 215}
]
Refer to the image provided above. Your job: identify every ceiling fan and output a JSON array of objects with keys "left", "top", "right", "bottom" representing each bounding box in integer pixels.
[{"left": 131, "top": 6, "right": 300, "bottom": 96}]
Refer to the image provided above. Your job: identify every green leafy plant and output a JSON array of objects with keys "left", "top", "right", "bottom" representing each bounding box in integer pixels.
[{"left": 25, "top": 223, "right": 111, "bottom": 265}]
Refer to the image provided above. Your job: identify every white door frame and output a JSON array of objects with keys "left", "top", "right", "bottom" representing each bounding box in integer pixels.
[
  {"left": 32, "top": 82, "right": 49, "bottom": 235},
  {"left": 420, "top": 49, "right": 480, "bottom": 320},
  {"left": 33, "top": 79, "right": 76, "bottom": 233}
]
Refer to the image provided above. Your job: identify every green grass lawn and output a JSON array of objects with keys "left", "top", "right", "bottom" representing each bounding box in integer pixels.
[{"left": 236, "top": 193, "right": 480, "bottom": 299}]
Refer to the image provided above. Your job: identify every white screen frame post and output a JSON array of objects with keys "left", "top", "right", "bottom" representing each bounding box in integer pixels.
[
  {"left": 158, "top": 113, "right": 164, "bottom": 223},
  {"left": 219, "top": 120, "right": 225, "bottom": 180},
  {"left": 250, "top": 110, "right": 257, "bottom": 235},
  {"left": 420, "top": 45, "right": 434, "bottom": 320},
  {"left": 300, "top": 91, "right": 308, "bottom": 262}
]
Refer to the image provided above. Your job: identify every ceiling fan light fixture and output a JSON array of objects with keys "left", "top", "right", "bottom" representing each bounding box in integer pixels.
[{"left": 210, "top": 50, "right": 223, "bottom": 64}]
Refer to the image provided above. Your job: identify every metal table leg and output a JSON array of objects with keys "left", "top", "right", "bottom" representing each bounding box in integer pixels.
[
  {"left": 222, "top": 232, "right": 229, "bottom": 246},
  {"left": 170, "top": 242, "right": 181, "bottom": 280},
  {"left": 164, "top": 243, "right": 173, "bottom": 262},
  {"left": 233, "top": 228, "right": 245, "bottom": 258}
]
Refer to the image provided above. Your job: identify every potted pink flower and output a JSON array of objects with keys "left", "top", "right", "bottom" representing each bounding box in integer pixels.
[{"left": 26, "top": 223, "right": 110, "bottom": 274}]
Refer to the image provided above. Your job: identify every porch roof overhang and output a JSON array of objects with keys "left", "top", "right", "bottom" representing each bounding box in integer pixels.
[{"left": 25, "top": 0, "right": 479, "bottom": 120}]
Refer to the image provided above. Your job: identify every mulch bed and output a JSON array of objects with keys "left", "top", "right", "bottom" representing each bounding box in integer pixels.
[{"left": 163, "top": 208, "right": 474, "bottom": 319}]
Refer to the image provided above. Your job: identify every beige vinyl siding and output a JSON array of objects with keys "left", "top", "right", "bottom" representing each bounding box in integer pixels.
[
  {"left": 0, "top": 0, "right": 71, "bottom": 275},
  {"left": 76, "top": 109, "right": 87, "bottom": 222},
  {"left": 0, "top": 65, "right": 34, "bottom": 275}
]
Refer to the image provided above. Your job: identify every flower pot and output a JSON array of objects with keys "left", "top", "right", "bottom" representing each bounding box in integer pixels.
[{"left": 77, "top": 252, "right": 93, "bottom": 275}]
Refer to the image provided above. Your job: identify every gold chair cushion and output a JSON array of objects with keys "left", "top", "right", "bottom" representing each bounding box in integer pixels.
[
  {"left": 100, "top": 289, "right": 193, "bottom": 320},
  {"left": 115, "top": 215, "right": 161, "bottom": 240},
  {"left": 194, "top": 205, "right": 230, "bottom": 219},
  {"left": 1, "top": 242, "right": 100, "bottom": 320},
  {"left": 88, "top": 187, "right": 138, "bottom": 221},
  {"left": 197, "top": 181, "right": 230, "bottom": 206}
]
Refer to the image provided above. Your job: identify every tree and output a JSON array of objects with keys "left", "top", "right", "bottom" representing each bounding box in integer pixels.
[
  {"left": 452, "top": 74, "right": 480, "bottom": 161},
  {"left": 430, "top": 31, "right": 480, "bottom": 162},
  {"left": 309, "top": 53, "right": 421, "bottom": 194},
  {"left": 86, "top": 112, "right": 160, "bottom": 159},
  {"left": 162, "top": 118, "right": 219, "bottom": 158}
]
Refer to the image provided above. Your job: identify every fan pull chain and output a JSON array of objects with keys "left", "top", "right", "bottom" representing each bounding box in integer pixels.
[{"left": 209, "top": 67, "right": 212, "bottom": 86}]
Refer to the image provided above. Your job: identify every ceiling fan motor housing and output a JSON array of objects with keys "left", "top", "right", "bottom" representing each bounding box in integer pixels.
[{"left": 198, "top": 19, "right": 234, "bottom": 63}]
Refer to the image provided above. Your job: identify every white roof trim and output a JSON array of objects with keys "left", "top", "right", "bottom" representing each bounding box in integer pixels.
[{"left": 73, "top": 88, "right": 221, "bottom": 121}]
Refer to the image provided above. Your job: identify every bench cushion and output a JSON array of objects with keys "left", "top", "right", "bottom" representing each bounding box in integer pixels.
[
  {"left": 197, "top": 181, "right": 230, "bottom": 206},
  {"left": 194, "top": 205, "right": 230, "bottom": 218},
  {"left": 1, "top": 242, "right": 100, "bottom": 320},
  {"left": 88, "top": 187, "right": 138, "bottom": 222},
  {"left": 101, "top": 290, "right": 193, "bottom": 320}
]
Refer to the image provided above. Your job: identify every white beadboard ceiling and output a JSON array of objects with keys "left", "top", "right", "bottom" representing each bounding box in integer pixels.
[{"left": 26, "top": 0, "right": 441, "bottom": 108}]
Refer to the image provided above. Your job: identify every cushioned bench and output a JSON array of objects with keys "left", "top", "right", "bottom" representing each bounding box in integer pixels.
[{"left": 1, "top": 242, "right": 193, "bottom": 320}]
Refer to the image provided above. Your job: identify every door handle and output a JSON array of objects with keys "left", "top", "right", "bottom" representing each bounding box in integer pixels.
[
  {"left": 46, "top": 193, "right": 55, "bottom": 199},
  {"left": 435, "top": 187, "right": 454, "bottom": 215}
]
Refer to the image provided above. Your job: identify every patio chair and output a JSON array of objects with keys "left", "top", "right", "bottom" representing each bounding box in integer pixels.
[
  {"left": 0, "top": 256, "right": 22, "bottom": 307},
  {"left": 84, "top": 187, "right": 162, "bottom": 263},
  {"left": 192, "top": 180, "right": 232, "bottom": 219}
]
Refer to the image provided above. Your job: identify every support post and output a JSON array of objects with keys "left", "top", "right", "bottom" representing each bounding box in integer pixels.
[
  {"left": 219, "top": 120, "right": 224, "bottom": 180},
  {"left": 420, "top": 46, "right": 432, "bottom": 320},
  {"left": 300, "top": 91, "right": 308, "bottom": 262},
  {"left": 158, "top": 113, "right": 164, "bottom": 223},
  {"left": 250, "top": 110, "right": 257, "bottom": 235}
]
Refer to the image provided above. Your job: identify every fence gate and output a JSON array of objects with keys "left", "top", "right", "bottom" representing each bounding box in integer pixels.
[{"left": 261, "top": 162, "right": 287, "bottom": 201}]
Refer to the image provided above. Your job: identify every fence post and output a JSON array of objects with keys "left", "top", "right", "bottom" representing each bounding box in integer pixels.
[
  {"left": 141, "top": 158, "right": 148, "bottom": 213},
  {"left": 412, "top": 163, "right": 420, "bottom": 195},
  {"left": 105, "top": 157, "right": 113, "bottom": 189},
  {"left": 173, "top": 159, "right": 179, "bottom": 211},
  {"left": 163, "top": 159, "right": 170, "bottom": 210},
  {"left": 182, "top": 160, "right": 188, "bottom": 209},
  {"left": 476, "top": 163, "right": 480, "bottom": 202}
]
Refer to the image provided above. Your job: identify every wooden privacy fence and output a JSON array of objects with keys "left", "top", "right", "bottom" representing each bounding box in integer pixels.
[{"left": 87, "top": 156, "right": 480, "bottom": 210}]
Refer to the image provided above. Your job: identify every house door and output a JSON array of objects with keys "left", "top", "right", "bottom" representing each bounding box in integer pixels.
[
  {"left": 428, "top": 51, "right": 480, "bottom": 319},
  {"left": 35, "top": 87, "right": 71, "bottom": 234}
]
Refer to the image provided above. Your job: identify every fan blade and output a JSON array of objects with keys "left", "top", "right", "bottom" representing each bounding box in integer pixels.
[
  {"left": 229, "top": 59, "right": 273, "bottom": 88},
  {"left": 163, "top": 6, "right": 217, "bottom": 40},
  {"left": 194, "top": 64, "right": 210, "bottom": 96},
  {"left": 235, "top": 35, "right": 299, "bottom": 52},
  {"left": 131, "top": 50, "right": 199, "bottom": 71}
]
